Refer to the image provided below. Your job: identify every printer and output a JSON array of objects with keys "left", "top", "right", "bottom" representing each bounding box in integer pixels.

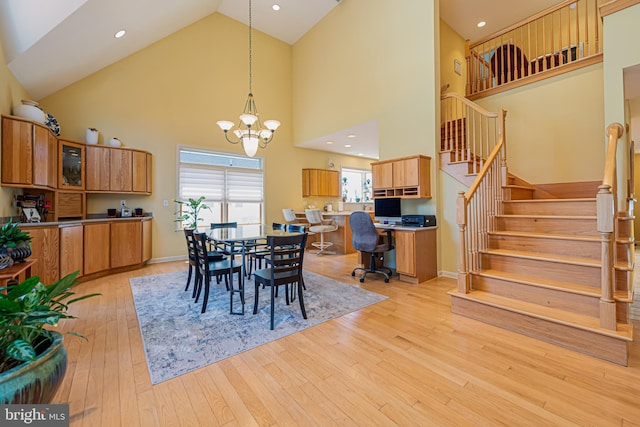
[{"left": 401, "top": 214, "right": 436, "bottom": 227}]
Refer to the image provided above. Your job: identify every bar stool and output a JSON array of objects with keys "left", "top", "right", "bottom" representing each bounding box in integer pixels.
[{"left": 304, "top": 209, "right": 337, "bottom": 255}]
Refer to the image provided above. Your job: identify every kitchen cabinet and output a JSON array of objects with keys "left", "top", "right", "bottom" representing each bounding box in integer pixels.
[
  {"left": 84, "top": 222, "right": 111, "bottom": 275},
  {"left": 109, "top": 148, "right": 133, "bottom": 192},
  {"left": 2, "top": 116, "right": 57, "bottom": 189},
  {"left": 59, "top": 224, "right": 83, "bottom": 277},
  {"left": 302, "top": 169, "right": 339, "bottom": 197},
  {"left": 23, "top": 226, "right": 59, "bottom": 284},
  {"left": 58, "top": 139, "right": 85, "bottom": 190},
  {"left": 85, "top": 145, "right": 111, "bottom": 191},
  {"left": 110, "top": 220, "right": 142, "bottom": 268},
  {"left": 133, "top": 150, "right": 150, "bottom": 193},
  {"left": 86, "top": 146, "right": 151, "bottom": 194},
  {"left": 371, "top": 154, "right": 431, "bottom": 198},
  {"left": 142, "top": 218, "right": 152, "bottom": 262},
  {"left": 394, "top": 228, "right": 437, "bottom": 284}
]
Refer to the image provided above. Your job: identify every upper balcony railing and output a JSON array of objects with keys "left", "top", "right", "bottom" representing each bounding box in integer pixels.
[{"left": 466, "top": 0, "right": 603, "bottom": 100}]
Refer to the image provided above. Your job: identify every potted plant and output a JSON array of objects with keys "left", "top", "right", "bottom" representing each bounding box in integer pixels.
[
  {"left": 0, "top": 271, "right": 100, "bottom": 404},
  {"left": 0, "top": 220, "right": 33, "bottom": 263},
  {"left": 174, "top": 196, "right": 210, "bottom": 229}
]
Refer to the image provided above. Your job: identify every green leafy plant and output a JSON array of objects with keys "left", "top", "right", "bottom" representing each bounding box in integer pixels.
[
  {"left": 0, "top": 219, "right": 32, "bottom": 249},
  {"left": 174, "top": 196, "right": 210, "bottom": 229},
  {"left": 0, "top": 271, "right": 100, "bottom": 373}
]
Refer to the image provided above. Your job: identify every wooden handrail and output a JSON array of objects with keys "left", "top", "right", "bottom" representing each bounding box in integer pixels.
[
  {"left": 465, "top": 138, "right": 503, "bottom": 200},
  {"left": 441, "top": 92, "right": 498, "bottom": 118},
  {"left": 602, "top": 123, "right": 624, "bottom": 188}
]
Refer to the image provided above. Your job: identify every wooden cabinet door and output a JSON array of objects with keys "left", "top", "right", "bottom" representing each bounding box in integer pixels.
[
  {"left": 47, "top": 132, "right": 58, "bottom": 188},
  {"left": 132, "top": 150, "right": 147, "bottom": 192},
  {"left": 142, "top": 219, "right": 152, "bottom": 262},
  {"left": 33, "top": 125, "right": 50, "bottom": 187},
  {"left": 24, "top": 226, "right": 59, "bottom": 284},
  {"left": 372, "top": 162, "right": 393, "bottom": 189},
  {"left": 84, "top": 223, "right": 111, "bottom": 275},
  {"left": 59, "top": 225, "right": 83, "bottom": 277},
  {"left": 110, "top": 221, "right": 141, "bottom": 268},
  {"left": 393, "top": 158, "right": 420, "bottom": 187},
  {"left": 58, "top": 140, "right": 85, "bottom": 190},
  {"left": 2, "top": 117, "right": 33, "bottom": 185},
  {"left": 319, "top": 170, "right": 339, "bottom": 197},
  {"left": 145, "top": 153, "right": 152, "bottom": 194},
  {"left": 110, "top": 149, "right": 132, "bottom": 192},
  {"left": 395, "top": 230, "right": 415, "bottom": 276},
  {"left": 85, "top": 145, "right": 110, "bottom": 191}
]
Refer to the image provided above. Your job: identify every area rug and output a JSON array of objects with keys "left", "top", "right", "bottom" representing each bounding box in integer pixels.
[{"left": 129, "top": 270, "right": 387, "bottom": 384}]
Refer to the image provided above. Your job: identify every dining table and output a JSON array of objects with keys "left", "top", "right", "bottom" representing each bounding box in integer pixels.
[{"left": 206, "top": 224, "right": 303, "bottom": 315}]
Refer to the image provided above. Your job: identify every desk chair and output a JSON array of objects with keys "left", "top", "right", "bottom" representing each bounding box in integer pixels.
[
  {"left": 349, "top": 211, "right": 393, "bottom": 283},
  {"left": 305, "top": 209, "right": 338, "bottom": 255}
]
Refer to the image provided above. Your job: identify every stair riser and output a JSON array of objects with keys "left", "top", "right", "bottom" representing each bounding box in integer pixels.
[
  {"left": 471, "top": 274, "right": 629, "bottom": 322},
  {"left": 481, "top": 253, "right": 630, "bottom": 290},
  {"left": 503, "top": 201, "right": 597, "bottom": 216},
  {"left": 481, "top": 253, "right": 599, "bottom": 287},
  {"left": 504, "top": 187, "right": 534, "bottom": 200},
  {"left": 489, "top": 235, "right": 600, "bottom": 260},
  {"left": 439, "top": 153, "right": 477, "bottom": 173},
  {"left": 450, "top": 295, "right": 629, "bottom": 365},
  {"left": 496, "top": 216, "right": 598, "bottom": 236}
]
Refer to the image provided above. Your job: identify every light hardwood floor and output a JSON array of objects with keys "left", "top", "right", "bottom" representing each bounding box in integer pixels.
[{"left": 52, "top": 253, "right": 640, "bottom": 426}]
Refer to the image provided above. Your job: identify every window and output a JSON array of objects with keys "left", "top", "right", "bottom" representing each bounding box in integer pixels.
[
  {"left": 177, "top": 146, "right": 264, "bottom": 228},
  {"left": 341, "top": 168, "right": 372, "bottom": 202}
]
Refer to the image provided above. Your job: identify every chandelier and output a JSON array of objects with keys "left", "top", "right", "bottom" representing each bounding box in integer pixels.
[{"left": 216, "top": 0, "right": 280, "bottom": 157}]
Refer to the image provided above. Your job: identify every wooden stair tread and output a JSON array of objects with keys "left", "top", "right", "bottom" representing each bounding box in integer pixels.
[
  {"left": 503, "top": 184, "right": 534, "bottom": 190},
  {"left": 489, "top": 230, "right": 599, "bottom": 242},
  {"left": 496, "top": 214, "right": 596, "bottom": 220},
  {"left": 476, "top": 269, "right": 634, "bottom": 302},
  {"left": 503, "top": 198, "right": 595, "bottom": 203},
  {"left": 448, "top": 289, "right": 633, "bottom": 341}
]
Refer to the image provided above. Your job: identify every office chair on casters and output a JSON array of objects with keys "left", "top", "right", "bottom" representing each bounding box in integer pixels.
[{"left": 349, "top": 211, "right": 393, "bottom": 283}]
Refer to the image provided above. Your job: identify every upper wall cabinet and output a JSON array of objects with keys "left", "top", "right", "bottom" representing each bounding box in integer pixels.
[
  {"left": 371, "top": 154, "right": 431, "bottom": 198},
  {"left": 86, "top": 145, "right": 151, "bottom": 194},
  {"left": 58, "top": 139, "right": 85, "bottom": 190},
  {"left": 2, "top": 116, "right": 58, "bottom": 189},
  {"left": 302, "top": 168, "right": 339, "bottom": 197}
]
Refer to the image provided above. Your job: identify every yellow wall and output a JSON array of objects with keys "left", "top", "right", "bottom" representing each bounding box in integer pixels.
[
  {"left": 474, "top": 63, "right": 604, "bottom": 184},
  {"left": 439, "top": 20, "right": 466, "bottom": 96},
  {"left": 38, "top": 12, "right": 371, "bottom": 260},
  {"left": 0, "top": 32, "right": 31, "bottom": 218}
]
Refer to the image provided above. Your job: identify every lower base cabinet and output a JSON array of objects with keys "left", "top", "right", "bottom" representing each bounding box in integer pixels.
[
  {"left": 59, "top": 224, "right": 83, "bottom": 277},
  {"left": 26, "top": 226, "right": 59, "bottom": 285},
  {"left": 84, "top": 223, "right": 111, "bottom": 275},
  {"left": 111, "top": 221, "right": 142, "bottom": 268},
  {"left": 395, "top": 228, "right": 437, "bottom": 284}
]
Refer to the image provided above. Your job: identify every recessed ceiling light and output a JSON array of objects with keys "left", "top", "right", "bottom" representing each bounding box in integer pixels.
[
  {"left": 272, "top": 4, "right": 280, "bottom": 11},
  {"left": 114, "top": 29, "right": 127, "bottom": 39},
  {"left": 326, "top": 141, "right": 333, "bottom": 145},
  {"left": 347, "top": 134, "right": 356, "bottom": 138},
  {"left": 477, "top": 21, "right": 486, "bottom": 28},
  {"left": 358, "top": 153, "right": 364, "bottom": 156},
  {"left": 345, "top": 144, "right": 351, "bottom": 148}
]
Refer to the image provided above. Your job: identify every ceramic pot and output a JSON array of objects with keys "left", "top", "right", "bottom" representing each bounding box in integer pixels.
[
  {"left": 12, "top": 104, "right": 45, "bottom": 124},
  {"left": 0, "top": 332, "right": 67, "bottom": 404},
  {"left": 108, "top": 137, "right": 122, "bottom": 147},
  {"left": 4, "top": 245, "right": 32, "bottom": 263},
  {"left": 86, "top": 128, "right": 99, "bottom": 144}
]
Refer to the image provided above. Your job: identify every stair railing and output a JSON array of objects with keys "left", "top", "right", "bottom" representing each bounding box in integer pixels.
[
  {"left": 597, "top": 122, "right": 625, "bottom": 330},
  {"left": 450, "top": 95, "right": 507, "bottom": 293},
  {"left": 441, "top": 92, "right": 502, "bottom": 175}
]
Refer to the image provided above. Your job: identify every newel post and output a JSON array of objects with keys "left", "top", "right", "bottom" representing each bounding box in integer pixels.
[
  {"left": 457, "top": 191, "right": 470, "bottom": 293},
  {"left": 596, "top": 184, "right": 616, "bottom": 330}
]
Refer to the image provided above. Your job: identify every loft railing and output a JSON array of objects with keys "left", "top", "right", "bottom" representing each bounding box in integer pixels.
[
  {"left": 441, "top": 92, "right": 505, "bottom": 176},
  {"left": 466, "top": 0, "right": 602, "bottom": 99},
  {"left": 449, "top": 94, "right": 507, "bottom": 293},
  {"left": 597, "top": 123, "right": 627, "bottom": 330}
]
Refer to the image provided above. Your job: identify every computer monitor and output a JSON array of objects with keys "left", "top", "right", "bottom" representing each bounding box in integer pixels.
[{"left": 374, "top": 198, "right": 402, "bottom": 224}]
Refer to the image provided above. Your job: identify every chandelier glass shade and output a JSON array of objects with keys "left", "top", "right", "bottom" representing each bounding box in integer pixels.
[{"left": 216, "top": 0, "right": 280, "bottom": 157}]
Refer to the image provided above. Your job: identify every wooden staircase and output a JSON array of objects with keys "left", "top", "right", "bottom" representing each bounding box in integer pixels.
[{"left": 440, "top": 97, "right": 634, "bottom": 365}]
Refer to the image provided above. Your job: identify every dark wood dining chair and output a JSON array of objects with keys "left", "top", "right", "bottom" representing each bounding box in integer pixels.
[
  {"left": 252, "top": 233, "right": 308, "bottom": 330},
  {"left": 193, "top": 232, "right": 242, "bottom": 314},
  {"left": 247, "top": 222, "right": 286, "bottom": 279},
  {"left": 184, "top": 228, "right": 226, "bottom": 298}
]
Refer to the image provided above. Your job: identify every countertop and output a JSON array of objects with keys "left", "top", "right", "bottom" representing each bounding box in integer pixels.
[
  {"left": 14, "top": 214, "right": 153, "bottom": 227},
  {"left": 294, "top": 210, "right": 371, "bottom": 217}
]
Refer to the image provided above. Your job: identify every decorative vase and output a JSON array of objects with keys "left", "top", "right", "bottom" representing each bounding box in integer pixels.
[
  {"left": 108, "top": 137, "right": 122, "bottom": 147},
  {"left": 5, "top": 245, "right": 32, "bottom": 263},
  {"left": 0, "top": 332, "right": 67, "bottom": 404},
  {"left": 86, "top": 128, "right": 99, "bottom": 144}
]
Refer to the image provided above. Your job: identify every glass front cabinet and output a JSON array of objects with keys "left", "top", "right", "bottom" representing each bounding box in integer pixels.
[{"left": 58, "top": 140, "right": 85, "bottom": 190}]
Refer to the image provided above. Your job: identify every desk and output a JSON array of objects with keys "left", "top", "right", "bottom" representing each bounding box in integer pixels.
[
  {"left": 364, "top": 225, "right": 438, "bottom": 284},
  {"left": 0, "top": 259, "right": 36, "bottom": 289},
  {"left": 293, "top": 211, "right": 373, "bottom": 254},
  {"left": 207, "top": 225, "right": 302, "bottom": 314}
]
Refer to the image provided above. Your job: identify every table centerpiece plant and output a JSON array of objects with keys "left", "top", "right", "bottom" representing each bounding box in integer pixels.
[
  {"left": 0, "top": 271, "right": 100, "bottom": 403},
  {"left": 0, "top": 219, "right": 33, "bottom": 264}
]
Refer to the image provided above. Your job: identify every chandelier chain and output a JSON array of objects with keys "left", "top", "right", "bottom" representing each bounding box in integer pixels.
[{"left": 248, "top": 0, "right": 252, "bottom": 94}]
